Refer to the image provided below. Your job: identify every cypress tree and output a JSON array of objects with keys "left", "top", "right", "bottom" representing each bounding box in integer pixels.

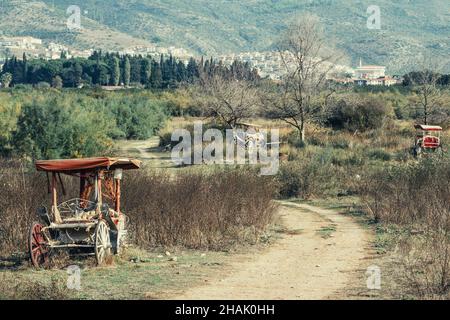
[
  {"left": 110, "top": 56, "right": 120, "bottom": 86},
  {"left": 123, "top": 56, "right": 131, "bottom": 86},
  {"left": 73, "top": 62, "right": 83, "bottom": 87},
  {"left": 187, "top": 57, "right": 199, "bottom": 82},
  {"left": 141, "top": 58, "right": 151, "bottom": 86},
  {"left": 22, "top": 53, "right": 28, "bottom": 83},
  {"left": 150, "top": 61, "right": 162, "bottom": 89},
  {"left": 176, "top": 61, "right": 187, "bottom": 82}
]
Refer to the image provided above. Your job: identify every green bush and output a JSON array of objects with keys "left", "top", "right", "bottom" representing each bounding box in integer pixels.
[
  {"left": 12, "top": 98, "right": 115, "bottom": 159},
  {"left": 277, "top": 158, "right": 331, "bottom": 199},
  {"left": 0, "top": 90, "right": 170, "bottom": 159},
  {"left": 108, "top": 94, "right": 168, "bottom": 140},
  {"left": 367, "top": 148, "right": 392, "bottom": 161},
  {"left": 306, "top": 135, "right": 326, "bottom": 147},
  {"left": 327, "top": 96, "right": 390, "bottom": 132},
  {"left": 329, "top": 136, "right": 350, "bottom": 149},
  {"left": 287, "top": 132, "right": 306, "bottom": 148}
]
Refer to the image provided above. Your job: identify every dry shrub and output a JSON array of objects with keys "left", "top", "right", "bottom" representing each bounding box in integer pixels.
[
  {"left": 398, "top": 230, "right": 450, "bottom": 299},
  {"left": 123, "top": 168, "right": 277, "bottom": 250},
  {"left": 361, "top": 158, "right": 450, "bottom": 225},
  {"left": 276, "top": 159, "right": 329, "bottom": 199},
  {"left": 362, "top": 158, "right": 450, "bottom": 298},
  {"left": 0, "top": 159, "right": 47, "bottom": 256},
  {"left": 277, "top": 149, "right": 360, "bottom": 199},
  {"left": 0, "top": 273, "right": 69, "bottom": 300}
]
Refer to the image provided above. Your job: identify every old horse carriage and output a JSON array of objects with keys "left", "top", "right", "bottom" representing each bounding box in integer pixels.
[{"left": 29, "top": 157, "right": 141, "bottom": 268}]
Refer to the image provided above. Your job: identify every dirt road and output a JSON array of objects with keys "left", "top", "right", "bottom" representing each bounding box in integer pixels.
[
  {"left": 174, "top": 202, "right": 371, "bottom": 300},
  {"left": 115, "top": 137, "right": 175, "bottom": 168}
]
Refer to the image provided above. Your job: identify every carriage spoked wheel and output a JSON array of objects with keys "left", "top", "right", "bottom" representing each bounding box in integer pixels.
[
  {"left": 94, "top": 220, "right": 112, "bottom": 266},
  {"left": 29, "top": 222, "right": 49, "bottom": 268}
]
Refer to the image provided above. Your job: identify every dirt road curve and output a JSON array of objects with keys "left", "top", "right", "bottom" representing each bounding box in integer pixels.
[{"left": 174, "top": 202, "right": 371, "bottom": 300}]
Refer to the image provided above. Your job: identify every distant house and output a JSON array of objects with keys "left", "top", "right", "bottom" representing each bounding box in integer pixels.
[
  {"left": 354, "top": 79, "right": 368, "bottom": 86},
  {"left": 354, "top": 76, "right": 397, "bottom": 86},
  {"left": 380, "top": 76, "right": 397, "bottom": 86}
]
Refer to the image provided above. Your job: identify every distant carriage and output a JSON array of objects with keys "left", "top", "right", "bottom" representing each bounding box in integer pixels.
[
  {"left": 232, "top": 122, "right": 270, "bottom": 149},
  {"left": 412, "top": 124, "right": 444, "bottom": 158}
]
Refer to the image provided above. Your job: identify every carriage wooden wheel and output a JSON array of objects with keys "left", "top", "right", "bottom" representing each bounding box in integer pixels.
[
  {"left": 29, "top": 222, "right": 49, "bottom": 268},
  {"left": 95, "top": 220, "right": 112, "bottom": 265}
]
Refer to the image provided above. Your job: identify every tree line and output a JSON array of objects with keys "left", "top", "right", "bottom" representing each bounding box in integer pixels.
[{"left": 0, "top": 51, "right": 259, "bottom": 89}]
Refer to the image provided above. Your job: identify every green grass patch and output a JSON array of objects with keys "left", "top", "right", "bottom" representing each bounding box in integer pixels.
[
  {"left": 316, "top": 225, "right": 337, "bottom": 239},
  {"left": 0, "top": 247, "right": 229, "bottom": 300}
]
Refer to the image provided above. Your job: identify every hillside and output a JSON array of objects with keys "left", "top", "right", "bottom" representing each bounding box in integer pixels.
[
  {"left": 0, "top": 0, "right": 154, "bottom": 52},
  {"left": 1, "top": 0, "right": 449, "bottom": 73}
]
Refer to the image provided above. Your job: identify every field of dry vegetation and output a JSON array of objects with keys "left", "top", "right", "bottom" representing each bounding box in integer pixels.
[
  {"left": 0, "top": 160, "right": 276, "bottom": 257},
  {"left": 1, "top": 119, "right": 450, "bottom": 299},
  {"left": 362, "top": 159, "right": 450, "bottom": 299}
]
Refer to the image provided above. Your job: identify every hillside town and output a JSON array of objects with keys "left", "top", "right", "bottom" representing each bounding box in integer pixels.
[
  {"left": 0, "top": 36, "right": 92, "bottom": 60},
  {"left": 0, "top": 35, "right": 401, "bottom": 86},
  {"left": 0, "top": 35, "right": 192, "bottom": 63},
  {"left": 218, "top": 51, "right": 402, "bottom": 86}
]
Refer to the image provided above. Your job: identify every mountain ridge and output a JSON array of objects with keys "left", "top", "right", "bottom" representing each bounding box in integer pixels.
[{"left": 0, "top": 0, "right": 449, "bottom": 73}]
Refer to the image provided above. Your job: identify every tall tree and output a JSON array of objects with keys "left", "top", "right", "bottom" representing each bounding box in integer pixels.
[
  {"left": 141, "top": 57, "right": 152, "bottom": 86},
  {"left": 406, "top": 59, "right": 447, "bottom": 125},
  {"left": 110, "top": 56, "right": 120, "bottom": 86},
  {"left": 73, "top": 62, "right": 83, "bottom": 87},
  {"left": 195, "top": 72, "right": 259, "bottom": 128},
  {"left": 262, "top": 15, "right": 340, "bottom": 142},
  {"left": 130, "top": 57, "right": 141, "bottom": 84},
  {"left": 123, "top": 56, "right": 131, "bottom": 86},
  {"left": 150, "top": 61, "right": 162, "bottom": 88},
  {"left": 187, "top": 57, "right": 199, "bottom": 83},
  {"left": 22, "top": 53, "right": 28, "bottom": 83},
  {"left": 176, "top": 61, "right": 187, "bottom": 82},
  {"left": 11, "top": 56, "right": 23, "bottom": 84}
]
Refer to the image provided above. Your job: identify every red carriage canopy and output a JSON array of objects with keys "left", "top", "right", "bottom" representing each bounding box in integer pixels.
[
  {"left": 414, "top": 124, "right": 443, "bottom": 131},
  {"left": 35, "top": 157, "right": 141, "bottom": 172}
]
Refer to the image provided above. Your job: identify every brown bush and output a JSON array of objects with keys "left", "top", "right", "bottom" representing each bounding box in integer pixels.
[
  {"left": 0, "top": 159, "right": 277, "bottom": 256},
  {"left": 361, "top": 158, "right": 450, "bottom": 226},
  {"left": 0, "top": 159, "right": 47, "bottom": 256},
  {"left": 398, "top": 230, "right": 450, "bottom": 298},
  {"left": 361, "top": 158, "right": 450, "bottom": 298},
  {"left": 123, "top": 168, "right": 277, "bottom": 250}
]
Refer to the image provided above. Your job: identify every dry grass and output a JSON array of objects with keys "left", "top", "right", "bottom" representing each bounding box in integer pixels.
[
  {"left": 0, "top": 272, "right": 70, "bottom": 300},
  {"left": 362, "top": 158, "right": 450, "bottom": 299},
  {"left": 123, "top": 168, "right": 278, "bottom": 250},
  {"left": 0, "top": 159, "right": 47, "bottom": 256}
]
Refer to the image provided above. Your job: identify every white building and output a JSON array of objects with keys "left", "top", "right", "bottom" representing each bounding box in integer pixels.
[
  {"left": 354, "top": 59, "right": 386, "bottom": 79},
  {"left": 0, "top": 36, "right": 42, "bottom": 50}
]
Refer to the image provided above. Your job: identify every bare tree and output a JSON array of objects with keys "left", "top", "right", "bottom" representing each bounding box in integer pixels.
[
  {"left": 407, "top": 58, "right": 447, "bottom": 125},
  {"left": 194, "top": 72, "right": 260, "bottom": 128},
  {"left": 262, "top": 15, "right": 341, "bottom": 142}
]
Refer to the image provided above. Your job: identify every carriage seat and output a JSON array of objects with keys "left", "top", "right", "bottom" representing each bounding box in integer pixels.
[{"left": 422, "top": 135, "right": 440, "bottom": 148}]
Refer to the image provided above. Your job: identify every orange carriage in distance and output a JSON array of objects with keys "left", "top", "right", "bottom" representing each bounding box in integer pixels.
[
  {"left": 412, "top": 124, "right": 444, "bottom": 158},
  {"left": 29, "top": 157, "right": 141, "bottom": 268}
]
